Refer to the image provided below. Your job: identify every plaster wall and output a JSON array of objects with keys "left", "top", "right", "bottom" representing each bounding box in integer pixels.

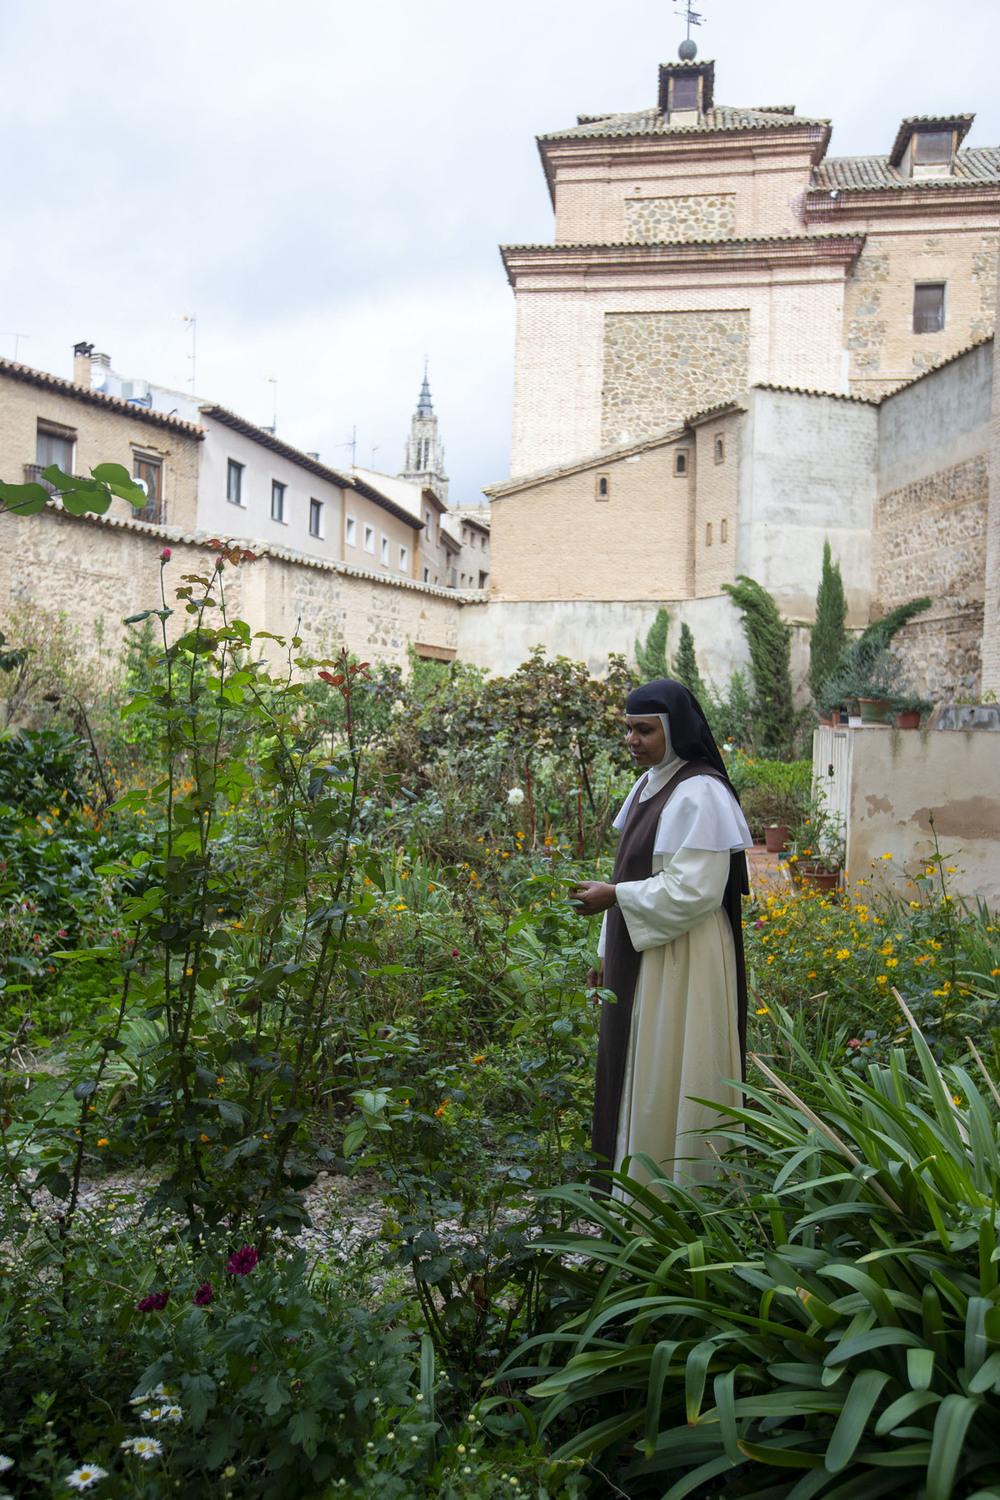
[
  {"left": 878, "top": 339, "right": 993, "bottom": 492},
  {"left": 692, "top": 415, "right": 741, "bottom": 596},
  {"left": 812, "top": 725, "right": 1000, "bottom": 908},
  {"left": 736, "top": 387, "right": 879, "bottom": 623}
]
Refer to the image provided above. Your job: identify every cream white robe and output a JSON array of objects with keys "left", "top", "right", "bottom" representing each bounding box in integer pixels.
[{"left": 598, "top": 798, "right": 747, "bottom": 1190}]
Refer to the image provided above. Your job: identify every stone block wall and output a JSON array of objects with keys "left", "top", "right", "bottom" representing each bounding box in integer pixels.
[
  {"left": 871, "top": 454, "right": 988, "bottom": 698},
  {"left": 601, "top": 310, "right": 749, "bottom": 447},
  {"left": 985, "top": 254, "right": 1000, "bottom": 695},
  {"left": 845, "top": 228, "right": 999, "bottom": 399},
  {"left": 0, "top": 505, "right": 465, "bottom": 685},
  {"left": 624, "top": 194, "right": 735, "bottom": 244}
]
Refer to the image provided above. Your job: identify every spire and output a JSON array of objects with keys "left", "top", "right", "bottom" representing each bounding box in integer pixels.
[{"left": 417, "top": 358, "right": 434, "bottom": 416}]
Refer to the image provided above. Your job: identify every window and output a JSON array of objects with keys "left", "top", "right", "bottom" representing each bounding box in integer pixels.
[
  {"left": 913, "top": 282, "right": 945, "bottom": 334},
  {"left": 720, "top": 518, "right": 728, "bottom": 543},
  {"left": 478, "top": 569, "right": 488, "bottom": 589},
  {"left": 344, "top": 513, "right": 356, "bottom": 547},
  {"left": 674, "top": 450, "right": 688, "bottom": 476},
  {"left": 309, "top": 498, "right": 323, "bottom": 538},
  {"left": 596, "top": 474, "right": 610, "bottom": 500},
  {"left": 36, "top": 421, "right": 75, "bottom": 474},
  {"left": 270, "top": 480, "right": 286, "bottom": 522},
  {"left": 399, "top": 544, "right": 409, "bottom": 572},
  {"left": 423, "top": 566, "right": 429, "bottom": 582},
  {"left": 914, "top": 130, "right": 952, "bottom": 164},
  {"left": 227, "top": 458, "right": 244, "bottom": 506},
  {"left": 364, "top": 524, "right": 375, "bottom": 555},
  {"left": 705, "top": 522, "right": 713, "bottom": 546},
  {"left": 133, "top": 452, "right": 164, "bottom": 523},
  {"left": 671, "top": 74, "right": 699, "bottom": 110},
  {"left": 380, "top": 535, "right": 389, "bottom": 566},
  {"left": 714, "top": 435, "right": 725, "bottom": 464}
]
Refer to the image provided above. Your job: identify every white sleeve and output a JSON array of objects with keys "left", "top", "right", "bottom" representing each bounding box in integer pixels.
[
  {"left": 596, "top": 911, "right": 608, "bottom": 961},
  {"left": 615, "top": 846, "right": 731, "bottom": 953}
]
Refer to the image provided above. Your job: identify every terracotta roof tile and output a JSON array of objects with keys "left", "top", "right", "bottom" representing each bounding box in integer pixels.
[
  {"left": 0, "top": 358, "right": 205, "bottom": 437},
  {"left": 813, "top": 145, "right": 1000, "bottom": 192},
  {"left": 539, "top": 103, "right": 831, "bottom": 143}
]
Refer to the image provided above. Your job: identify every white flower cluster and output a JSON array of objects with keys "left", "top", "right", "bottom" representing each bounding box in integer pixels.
[
  {"left": 65, "top": 1466, "right": 108, "bottom": 1492},
  {"left": 121, "top": 1436, "right": 163, "bottom": 1461},
  {"left": 507, "top": 787, "right": 525, "bottom": 806},
  {"left": 139, "top": 1405, "right": 183, "bottom": 1424}
]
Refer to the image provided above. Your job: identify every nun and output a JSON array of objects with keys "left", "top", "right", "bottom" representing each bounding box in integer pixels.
[{"left": 568, "top": 678, "right": 752, "bottom": 1190}]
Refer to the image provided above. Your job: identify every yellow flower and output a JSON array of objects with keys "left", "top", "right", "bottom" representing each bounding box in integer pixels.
[
  {"left": 876, "top": 976, "right": 887, "bottom": 986},
  {"left": 880, "top": 852, "right": 893, "bottom": 860},
  {"left": 97, "top": 1138, "right": 109, "bottom": 1147},
  {"left": 952, "top": 1095, "right": 962, "bottom": 1106},
  {"left": 886, "top": 957, "right": 898, "bottom": 967},
  {"left": 471, "top": 1055, "right": 485, "bottom": 1063},
  {"left": 836, "top": 949, "right": 850, "bottom": 961},
  {"left": 756, "top": 1006, "right": 770, "bottom": 1016}
]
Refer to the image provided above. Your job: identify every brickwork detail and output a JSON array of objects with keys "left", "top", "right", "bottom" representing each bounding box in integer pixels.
[
  {"left": 601, "top": 311, "right": 749, "bottom": 445},
  {"left": 971, "top": 234, "right": 1000, "bottom": 342},
  {"left": 624, "top": 194, "right": 736, "bottom": 244},
  {"left": 871, "top": 455, "right": 988, "bottom": 697}
]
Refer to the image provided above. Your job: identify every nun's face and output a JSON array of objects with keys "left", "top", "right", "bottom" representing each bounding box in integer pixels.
[{"left": 625, "top": 715, "right": 666, "bottom": 766}]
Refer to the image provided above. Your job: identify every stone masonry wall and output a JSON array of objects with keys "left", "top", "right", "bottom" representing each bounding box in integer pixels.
[
  {"left": 846, "top": 229, "right": 999, "bottom": 400},
  {"left": 0, "top": 504, "right": 464, "bottom": 682},
  {"left": 982, "top": 249, "right": 1000, "bottom": 695},
  {"left": 871, "top": 454, "right": 988, "bottom": 698},
  {"left": 624, "top": 194, "right": 735, "bottom": 244},
  {"left": 601, "top": 310, "right": 749, "bottom": 446}
]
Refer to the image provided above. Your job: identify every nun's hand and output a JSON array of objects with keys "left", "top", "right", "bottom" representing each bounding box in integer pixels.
[{"left": 568, "top": 881, "right": 617, "bottom": 916}]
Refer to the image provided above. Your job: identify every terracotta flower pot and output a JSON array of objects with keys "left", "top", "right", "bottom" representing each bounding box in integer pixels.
[
  {"left": 895, "top": 710, "right": 921, "bottom": 729},
  {"left": 797, "top": 863, "right": 841, "bottom": 893},
  {"left": 764, "top": 824, "right": 791, "bottom": 853}
]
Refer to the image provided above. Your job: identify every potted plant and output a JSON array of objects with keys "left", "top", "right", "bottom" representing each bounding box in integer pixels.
[
  {"left": 821, "top": 645, "right": 906, "bottom": 726},
  {"left": 764, "top": 822, "right": 791, "bottom": 854},
  {"left": 788, "top": 802, "right": 846, "bottom": 893},
  {"left": 891, "top": 692, "right": 933, "bottom": 729}
]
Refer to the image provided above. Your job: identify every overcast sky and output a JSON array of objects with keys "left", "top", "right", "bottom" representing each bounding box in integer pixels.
[{"left": 2, "top": 0, "right": 998, "bottom": 506}]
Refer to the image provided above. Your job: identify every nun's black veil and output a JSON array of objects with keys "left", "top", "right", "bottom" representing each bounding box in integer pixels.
[{"left": 625, "top": 678, "right": 732, "bottom": 786}]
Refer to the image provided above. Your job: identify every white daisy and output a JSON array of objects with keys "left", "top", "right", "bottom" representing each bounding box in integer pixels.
[
  {"left": 130, "top": 1438, "right": 163, "bottom": 1462},
  {"left": 0, "top": 1459, "right": 11, "bottom": 1476},
  {"left": 64, "top": 1465, "right": 108, "bottom": 1490}
]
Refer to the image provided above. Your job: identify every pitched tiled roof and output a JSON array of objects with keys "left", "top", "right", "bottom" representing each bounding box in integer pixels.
[
  {"left": 539, "top": 104, "right": 831, "bottom": 143},
  {"left": 752, "top": 382, "right": 879, "bottom": 405},
  {"left": 889, "top": 114, "right": 974, "bottom": 166},
  {"left": 813, "top": 145, "right": 1000, "bottom": 192},
  {"left": 0, "top": 358, "right": 205, "bottom": 437}
]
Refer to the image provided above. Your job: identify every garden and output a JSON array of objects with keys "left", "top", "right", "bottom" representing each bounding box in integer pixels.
[{"left": 1, "top": 486, "right": 999, "bottom": 1498}]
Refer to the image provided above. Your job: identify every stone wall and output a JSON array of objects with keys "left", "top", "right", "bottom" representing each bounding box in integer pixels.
[
  {"left": 0, "top": 504, "right": 466, "bottom": 680},
  {"left": 984, "top": 254, "right": 1000, "bottom": 695},
  {"left": 845, "top": 229, "right": 999, "bottom": 400},
  {"left": 871, "top": 455, "right": 988, "bottom": 699},
  {"left": 624, "top": 194, "right": 735, "bottom": 244},
  {"left": 601, "top": 310, "right": 749, "bottom": 447}
]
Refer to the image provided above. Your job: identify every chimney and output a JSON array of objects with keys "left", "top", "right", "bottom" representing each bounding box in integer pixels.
[{"left": 73, "top": 341, "right": 94, "bottom": 387}]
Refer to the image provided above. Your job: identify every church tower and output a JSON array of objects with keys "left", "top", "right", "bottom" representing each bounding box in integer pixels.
[{"left": 401, "top": 365, "right": 449, "bottom": 504}]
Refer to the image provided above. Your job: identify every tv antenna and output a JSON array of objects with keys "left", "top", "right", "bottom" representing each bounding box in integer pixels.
[
  {"left": 334, "top": 426, "right": 358, "bottom": 467},
  {"left": 265, "top": 377, "right": 278, "bottom": 435},
  {"left": 183, "top": 313, "right": 197, "bottom": 393},
  {"left": 0, "top": 332, "right": 29, "bottom": 362}
]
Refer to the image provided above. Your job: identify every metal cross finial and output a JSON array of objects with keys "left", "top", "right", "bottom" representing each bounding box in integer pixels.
[{"left": 674, "top": 0, "right": 704, "bottom": 40}]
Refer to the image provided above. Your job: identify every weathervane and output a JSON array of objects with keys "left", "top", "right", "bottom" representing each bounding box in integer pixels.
[{"left": 674, "top": 0, "right": 704, "bottom": 58}]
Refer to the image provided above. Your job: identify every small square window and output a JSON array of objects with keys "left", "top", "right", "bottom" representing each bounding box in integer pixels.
[
  {"left": 271, "top": 480, "right": 286, "bottom": 522},
  {"left": 914, "top": 130, "right": 952, "bottom": 164},
  {"left": 399, "top": 544, "right": 409, "bottom": 572},
  {"left": 705, "top": 522, "right": 713, "bottom": 546},
  {"left": 380, "top": 535, "right": 389, "bottom": 566},
  {"left": 596, "top": 474, "right": 610, "bottom": 500},
  {"left": 914, "top": 282, "right": 945, "bottom": 334},
  {"left": 227, "top": 458, "right": 244, "bottom": 506},
  {"left": 364, "top": 524, "right": 375, "bottom": 555},
  {"left": 714, "top": 435, "right": 725, "bottom": 464},
  {"left": 344, "top": 514, "right": 357, "bottom": 547},
  {"left": 309, "top": 498, "right": 323, "bottom": 538},
  {"left": 671, "top": 74, "right": 699, "bottom": 111},
  {"left": 720, "top": 518, "right": 728, "bottom": 543},
  {"left": 423, "top": 566, "right": 430, "bottom": 582},
  {"left": 674, "top": 450, "right": 688, "bottom": 476}
]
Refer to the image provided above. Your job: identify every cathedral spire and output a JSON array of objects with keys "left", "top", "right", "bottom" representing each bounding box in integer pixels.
[{"left": 401, "top": 363, "right": 449, "bottom": 503}]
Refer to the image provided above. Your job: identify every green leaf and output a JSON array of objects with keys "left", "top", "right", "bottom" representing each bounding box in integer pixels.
[
  {"left": 825, "top": 1328, "right": 927, "bottom": 1366},
  {"left": 62, "top": 487, "right": 111, "bottom": 515},
  {"left": 216, "top": 1100, "right": 245, "bottom": 1126},
  {"left": 684, "top": 1340, "right": 717, "bottom": 1427},
  {"left": 926, "top": 1393, "right": 981, "bottom": 1500},
  {"left": 737, "top": 1439, "right": 825, "bottom": 1469},
  {"left": 0, "top": 480, "right": 50, "bottom": 514},
  {"left": 969, "top": 1350, "right": 1000, "bottom": 1395},
  {"left": 91, "top": 462, "right": 134, "bottom": 486},
  {"left": 73, "top": 1079, "right": 97, "bottom": 1100},
  {"left": 825, "top": 1368, "right": 893, "bottom": 1473},
  {"left": 643, "top": 1341, "right": 675, "bottom": 1458},
  {"left": 875, "top": 1389, "right": 941, "bottom": 1436}
]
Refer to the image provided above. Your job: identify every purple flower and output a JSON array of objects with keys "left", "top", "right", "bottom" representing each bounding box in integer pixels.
[
  {"left": 136, "top": 1291, "right": 170, "bottom": 1312},
  {"left": 193, "top": 1281, "right": 213, "bottom": 1306},
  {"left": 226, "top": 1245, "right": 260, "bottom": 1277}
]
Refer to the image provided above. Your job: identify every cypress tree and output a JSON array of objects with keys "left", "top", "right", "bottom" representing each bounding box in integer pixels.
[
  {"left": 722, "top": 575, "right": 795, "bottom": 754},
  {"left": 635, "top": 607, "right": 669, "bottom": 680},
  {"left": 808, "top": 539, "right": 848, "bottom": 703},
  {"left": 673, "top": 622, "right": 707, "bottom": 703}
]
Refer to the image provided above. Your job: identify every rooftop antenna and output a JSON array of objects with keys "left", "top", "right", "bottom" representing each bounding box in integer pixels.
[
  {"left": 265, "top": 376, "right": 278, "bottom": 435},
  {"left": 0, "top": 332, "right": 29, "bottom": 362},
  {"left": 183, "top": 313, "right": 197, "bottom": 393},
  {"left": 674, "top": 0, "right": 703, "bottom": 58},
  {"left": 334, "top": 426, "right": 358, "bottom": 466}
]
